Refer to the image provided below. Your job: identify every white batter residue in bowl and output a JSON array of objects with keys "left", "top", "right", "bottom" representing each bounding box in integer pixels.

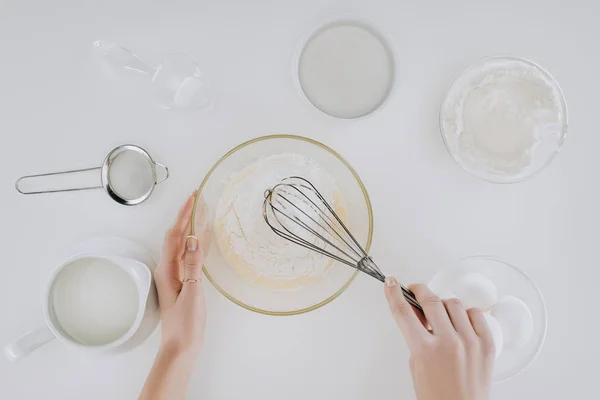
[
  {"left": 213, "top": 153, "right": 346, "bottom": 289},
  {"left": 441, "top": 58, "right": 566, "bottom": 182}
]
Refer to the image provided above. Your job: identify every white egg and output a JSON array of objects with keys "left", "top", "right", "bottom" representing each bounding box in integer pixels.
[
  {"left": 491, "top": 296, "right": 534, "bottom": 348},
  {"left": 454, "top": 273, "right": 497, "bottom": 310},
  {"left": 437, "top": 290, "right": 459, "bottom": 300},
  {"left": 483, "top": 313, "right": 504, "bottom": 359},
  {"left": 428, "top": 281, "right": 458, "bottom": 300}
]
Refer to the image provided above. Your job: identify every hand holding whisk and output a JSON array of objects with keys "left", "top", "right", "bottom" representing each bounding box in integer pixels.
[{"left": 262, "top": 176, "right": 422, "bottom": 312}]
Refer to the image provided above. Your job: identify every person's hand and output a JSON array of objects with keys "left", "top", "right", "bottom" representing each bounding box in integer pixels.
[
  {"left": 138, "top": 192, "right": 211, "bottom": 400},
  {"left": 154, "top": 191, "right": 209, "bottom": 358},
  {"left": 384, "top": 277, "right": 494, "bottom": 400}
]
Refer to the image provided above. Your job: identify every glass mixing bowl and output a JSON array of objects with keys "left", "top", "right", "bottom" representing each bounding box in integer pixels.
[
  {"left": 440, "top": 56, "right": 568, "bottom": 183},
  {"left": 190, "top": 135, "right": 373, "bottom": 315},
  {"left": 428, "top": 256, "right": 547, "bottom": 382}
]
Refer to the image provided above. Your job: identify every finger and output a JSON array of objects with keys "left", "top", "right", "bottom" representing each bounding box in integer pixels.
[
  {"left": 401, "top": 286, "right": 429, "bottom": 329},
  {"left": 179, "top": 279, "right": 206, "bottom": 312},
  {"left": 443, "top": 298, "right": 476, "bottom": 337},
  {"left": 467, "top": 309, "right": 497, "bottom": 363},
  {"left": 162, "top": 191, "right": 196, "bottom": 267},
  {"left": 156, "top": 192, "right": 196, "bottom": 304},
  {"left": 181, "top": 236, "right": 205, "bottom": 303},
  {"left": 191, "top": 194, "right": 211, "bottom": 255},
  {"left": 193, "top": 195, "right": 209, "bottom": 233},
  {"left": 180, "top": 215, "right": 194, "bottom": 261},
  {"left": 183, "top": 236, "right": 204, "bottom": 284},
  {"left": 384, "top": 277, "right": 429, "bottom": 348},
  {"left": 410, "top": 284, "right": 454, "bottom": 337},
  {"left": 173, "top": 191, "right": 197, "bottom": 235},
  {"left": 467, "top": 308, "right": 493, "bottom": 342}
]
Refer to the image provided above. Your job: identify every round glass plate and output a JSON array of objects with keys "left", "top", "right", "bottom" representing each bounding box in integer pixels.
[
  {"left": 293, "top": 17, "right": 398, "bottom": 120},
  {"left": 440, "top": 56, "right": 568, "bottom": 183},
  {"left": 429, "top": 256, "right": 547, "bottom": 382},
  {"left": 191, "top": 134, "right": 373, "bottom": 315}
]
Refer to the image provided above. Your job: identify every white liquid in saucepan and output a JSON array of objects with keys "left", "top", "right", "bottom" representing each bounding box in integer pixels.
[{"left": 51, "top": 258, "right": 139, "bottom": 346}]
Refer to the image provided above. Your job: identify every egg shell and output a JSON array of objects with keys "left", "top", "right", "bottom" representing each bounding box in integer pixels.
[
  {"left": 437, "top": 290, "right": 459, "bottom": 300},
  {"left": 454, "top": 273, "right": 497, "bottom": 310},
  {"left": 483, "top": 313, "right": 504, "bottom": 360},
  {"left": 491, "top": 295, "right": 534, "bottom": 348},
  {"left": 427, "top": 281, "right": 458, "bottom": 300}
]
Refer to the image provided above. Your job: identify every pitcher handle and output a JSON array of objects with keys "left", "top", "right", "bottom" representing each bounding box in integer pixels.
[{"left": 4, "top": 326, "right": 55, "bottom": 362}]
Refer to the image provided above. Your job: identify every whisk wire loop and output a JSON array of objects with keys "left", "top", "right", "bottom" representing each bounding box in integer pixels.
[{"left": 263, "top": 176, "right": 422, "bottom": 312}]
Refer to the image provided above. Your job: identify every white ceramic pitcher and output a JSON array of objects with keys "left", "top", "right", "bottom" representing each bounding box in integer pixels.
[{"left": 4, "top": 253, "right": 159, "bottom": 361}]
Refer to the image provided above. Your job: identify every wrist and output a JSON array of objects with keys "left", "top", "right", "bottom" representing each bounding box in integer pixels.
[
  {"left": 141, "top": 342, "right": 199, "bottom": 400},
  {"left": 158, "top": 340, "right": 202, "bottom": 364}
]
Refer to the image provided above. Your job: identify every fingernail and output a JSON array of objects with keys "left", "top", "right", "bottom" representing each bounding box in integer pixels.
[
  {"left": 190, "top": 189, "right": 197, "bottom": 198},
  {"left": 385, "top": 276, "right": 397, "bottom": 287},
  {"left": 186, "top": 236, "right": 198, "bottom": 252}
]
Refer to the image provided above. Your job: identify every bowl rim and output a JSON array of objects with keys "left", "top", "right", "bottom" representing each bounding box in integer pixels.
[
  {"left": 190, "top": 134, "right": 374, "bottom": 316},
  {"left": 439, "top": 55, "right": 569, "bottom": 184}
]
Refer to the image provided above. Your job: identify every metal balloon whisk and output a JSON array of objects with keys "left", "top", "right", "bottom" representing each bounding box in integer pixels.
[{"left": 263, "top": 176, "right": 422, "bottom": 312}]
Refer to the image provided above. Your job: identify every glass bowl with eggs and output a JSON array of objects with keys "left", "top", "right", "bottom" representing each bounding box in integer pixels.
[
  {"left": 190, "top": 134, "right": 373, "bottom": 315},
  {"left": 428, "top": 256, "right": 547, "bottom": 382}
]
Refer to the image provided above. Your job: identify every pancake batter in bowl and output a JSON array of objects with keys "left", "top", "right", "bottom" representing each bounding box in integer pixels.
[{"left": 213, "top": 153, "right": 347, "bottom": 289}]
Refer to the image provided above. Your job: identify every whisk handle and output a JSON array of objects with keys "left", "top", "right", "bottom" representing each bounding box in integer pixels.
[
  {"left": 400, "top": 285, "right": 423, "bottom": 313},
  {"left": 358, "top": 257, "right": 423, "bottom": 312}
]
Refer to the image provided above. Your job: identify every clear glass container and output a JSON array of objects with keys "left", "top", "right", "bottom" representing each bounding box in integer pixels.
[
  {"left": 94, "top": 41, "right": 214, "bottom": 112},
  {"left": 190, "top": 135, "right": 374, "bottom": 315},
  {"left": 440, "top": 56, "right": 568, "bottom": 183},
  {"left": 429, "top": 256, "right": 547, "bottom": 382}
]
